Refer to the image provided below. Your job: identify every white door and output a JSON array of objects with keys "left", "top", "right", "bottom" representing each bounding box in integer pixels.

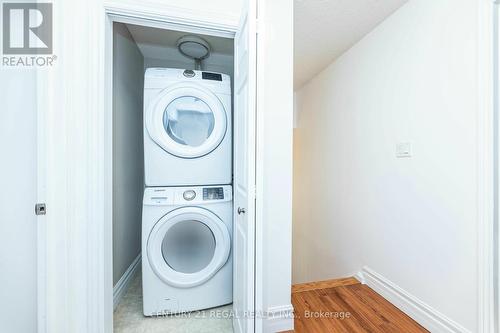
[
  {"left": 0, "top": 70, "right": 38, "bottom": 332},
  {"left": 233, "top": 0, "right": 257, "bottom": 332}
]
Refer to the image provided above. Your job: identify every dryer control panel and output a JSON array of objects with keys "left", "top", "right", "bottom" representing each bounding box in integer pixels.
[{"left": 144, "top": 68, "right": 231, "bottom": 94}]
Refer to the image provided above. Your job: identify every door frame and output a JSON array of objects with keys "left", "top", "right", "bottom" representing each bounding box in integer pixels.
[
  {"left": 478, "top": 0, "right": 497, "bottom": 332},
  {"left": 40, "top": 1, "right": 261, "bottom": 332},
  {"left": 102, "top": 4, "right": 252, "bottom": 332},
  {"left": 491, "top": 1, "right": 500, "bottom": 332}
]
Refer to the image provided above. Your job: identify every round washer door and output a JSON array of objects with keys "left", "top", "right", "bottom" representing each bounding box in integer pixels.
[
  {"left": 146, "top": 84, "right": 227, "bottom": 158},
  {"left": 147, "top": 207, "right": 231, "bottom": 288}
]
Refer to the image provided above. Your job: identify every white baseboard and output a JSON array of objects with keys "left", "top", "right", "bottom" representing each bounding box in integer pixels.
[
  {"left": 113, "top": 254, "right": 141, "bottom": 310},
  {"left": 354, "top": 270, "right": 366, "bottom": 284},
  {"left": 359, "top": 267, "right": 471, "bottom": 333},
  {"left": 263, "top": 304, "right": 294, "bottom": 333}
]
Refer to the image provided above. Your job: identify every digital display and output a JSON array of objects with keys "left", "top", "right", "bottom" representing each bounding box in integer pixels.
[
  {"left": 202, "top": 72, "right": 222, "bottom": 81},
  {"left": 203, "top": 187, "right": 224, "bottom": 200}
]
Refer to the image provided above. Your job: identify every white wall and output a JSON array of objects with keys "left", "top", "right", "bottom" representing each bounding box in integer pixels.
[
  {"left": 257, "top": 0, "right": 294, "bottom": 331},
  {"left": 113, "top": 23, "right": 144, "bottom": 285},
  {"left": 293, "top": 0, "right": 478, "bottom": 331},
  {"left": 0, "top": 70, "right": 38, "bottom": 332}
]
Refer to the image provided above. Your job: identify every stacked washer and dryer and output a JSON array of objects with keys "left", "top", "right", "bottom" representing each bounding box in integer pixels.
[{"left": 142, "top": 68, "right": 233, "bottom": 315}]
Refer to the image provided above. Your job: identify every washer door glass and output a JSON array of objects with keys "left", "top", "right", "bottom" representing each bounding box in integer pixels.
[
  {"left": 161, "top": 219, "right": 215, "bottom": 274},
  {"left": 147, "top": 207, "right": 231, "bottom": 288},
  {"left": 147, "top": 85, "right": 227, "bottom": 159}
]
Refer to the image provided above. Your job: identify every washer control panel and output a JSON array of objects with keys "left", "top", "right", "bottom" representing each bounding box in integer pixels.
[
  {"left": 143, "top": 187, "right": 174, "bottom": 205},
  {"left": 203, "top": 187, "right": 224, "bottom": 200},
  {"left": 183, "top": 190, "right": 196, "bottom": 201},
  {"left": 144, "top": 185, "right": 232, "bottom": 205}
]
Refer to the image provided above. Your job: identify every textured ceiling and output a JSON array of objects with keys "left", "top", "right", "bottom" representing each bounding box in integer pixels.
[{"left": 294, "top": 0, "right": 408, "bottom": 89}]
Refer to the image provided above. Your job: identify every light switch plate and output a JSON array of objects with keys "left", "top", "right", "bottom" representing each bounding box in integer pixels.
[{"left": 396, "top": 142, "right": 412, "bottom": 158}]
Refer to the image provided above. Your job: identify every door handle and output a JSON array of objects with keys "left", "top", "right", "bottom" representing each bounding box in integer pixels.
[{"left": 238, "top": 207, "right": 246, "bottom": 215}]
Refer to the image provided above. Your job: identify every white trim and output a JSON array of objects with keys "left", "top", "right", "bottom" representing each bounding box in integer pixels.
[
  {"left": 42, "top": 2, "right": 90, "bottom": 332},
  {"left": 103, "top": 0, "right": 238, "bottom": 38},
  {"left": 262, "top": 304, "right": 294, "bottom": 333},
  {"left": 359, "top": 267, "right": 471, "bottom": 333},
  {"left": 254, "top": 1, "right": 265, "bottom": 332},
  {"left": 113, "top": 254, "right": 141, "bottom": 310},
  {"left": 354, "top": 271, "right": 366, "bottom": 285},
  {"left": 36, "top": 47, "right": 49, "bottom": 333},
  {"left": 477, "top": 1, "right": 497, "bottom": 333},
  {"left": 495, "top": 3, "right": 500, "bottom": 332}
]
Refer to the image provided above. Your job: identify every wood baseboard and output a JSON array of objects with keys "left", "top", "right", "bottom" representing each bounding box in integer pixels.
[{"left": 291, "top": 276, "right": 360, "bottom": 293}]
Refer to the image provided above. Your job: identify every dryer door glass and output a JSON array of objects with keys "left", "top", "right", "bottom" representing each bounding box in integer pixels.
[
  {"left": 147, "top": 86, "right": 227, "bottom": 158},
  {"left": 163, "top": 96, "right": 215, "bottom": 148},
  {"left": 161, "top": 219, "right": 216, "bottom": 274}
]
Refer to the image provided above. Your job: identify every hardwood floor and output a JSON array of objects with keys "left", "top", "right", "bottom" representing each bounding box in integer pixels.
[
  {"left": 288, "top": 278, "right": 429, "bottom": 333},
  {"left": 291, "top": 277, "right": 360, "bottom": 293}
]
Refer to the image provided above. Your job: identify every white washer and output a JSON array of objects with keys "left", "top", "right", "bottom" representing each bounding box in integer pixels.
[
  {"left": 142, "top": 185, "right": 233, "bottom": 315},
  {"left": 144, "top": 68, "right": 232, "bottom": 186}
]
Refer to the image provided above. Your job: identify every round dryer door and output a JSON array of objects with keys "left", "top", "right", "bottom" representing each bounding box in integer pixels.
[
  {"left": 146, "top": 83, "right": 227, "bottom": 158},
  {"left": 147, "top": 207, "right": 231, "bottom": 288}
]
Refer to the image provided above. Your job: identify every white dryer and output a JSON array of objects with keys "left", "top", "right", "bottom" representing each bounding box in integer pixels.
[
  {"left": 144, "top": 68, "right": 232, "bottom": 186},
  {"left": 142, "top": 185, "right": 233, "bottom": 315}
]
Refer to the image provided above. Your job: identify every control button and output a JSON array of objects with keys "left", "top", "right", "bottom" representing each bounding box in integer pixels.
[
  {"left": 183, "top": 190, "right": 196, "bottom": 201},
  {"left": 183, "top": 70, "right": 195, "bottom": 78}
]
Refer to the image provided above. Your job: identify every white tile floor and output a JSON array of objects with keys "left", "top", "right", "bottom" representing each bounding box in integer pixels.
[{"left": 113, "top": 270, "right": 234, "bottom": 333}]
